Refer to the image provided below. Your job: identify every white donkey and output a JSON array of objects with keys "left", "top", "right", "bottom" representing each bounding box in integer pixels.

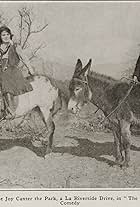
[{"left": 0, "top": 75, "right": 62, "bottom": 154}]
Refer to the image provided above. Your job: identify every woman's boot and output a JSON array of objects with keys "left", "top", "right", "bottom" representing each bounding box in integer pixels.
[{"left": 5, "top": 93, "right": 15, "bottom": 118}]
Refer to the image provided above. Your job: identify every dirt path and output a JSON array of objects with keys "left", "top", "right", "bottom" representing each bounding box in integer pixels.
[{"left": 0, "top": 113, "right": 140, "bottom": 188}]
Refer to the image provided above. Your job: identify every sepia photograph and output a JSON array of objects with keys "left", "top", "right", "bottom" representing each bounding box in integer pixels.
[{"left": 0, "top": 1, "right": 139, "bottom": 195}]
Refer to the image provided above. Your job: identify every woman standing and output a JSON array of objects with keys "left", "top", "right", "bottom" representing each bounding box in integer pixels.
[{"left": 0, "top": 26, "right": 34, "bottom": 116}]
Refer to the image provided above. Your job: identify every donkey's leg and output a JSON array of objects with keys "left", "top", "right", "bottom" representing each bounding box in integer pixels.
[
  {"left": 39, "top": 106, "right": 55, "bottom": 153},
  {"left": 120, "top": 119, "right": 131, "bottom": 167},
  {"left": 113, "top": 130, "right": 123, "bottom": 164},
  {"left": 112, "top": 123, "right": 124, "bottom": 164},
  {"left": 46, "top": 116, "right": 55, "bottom": 150}
]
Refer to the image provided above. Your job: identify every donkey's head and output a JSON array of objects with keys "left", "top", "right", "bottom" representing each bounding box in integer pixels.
[{"left": 68, "top": 59, "right": 92, "bottom": 114}]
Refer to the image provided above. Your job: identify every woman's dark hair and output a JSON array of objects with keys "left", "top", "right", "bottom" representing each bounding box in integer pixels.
[{"left": 0, "top": 26, "right": 13, "bottom": 44}]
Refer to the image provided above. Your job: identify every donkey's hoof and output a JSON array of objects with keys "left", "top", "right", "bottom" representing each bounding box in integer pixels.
[
  {"left": 44, "top": 148, "right": 54, "bottom": 159},
  {"left": 115, "top": 156, "right": 124, "bottom": 165},
  {"left": 120, "top": 161, "right": 129, "bottom": 168},
  {"left": 41, "top": 140, "right": 48, "bottom": 147}
]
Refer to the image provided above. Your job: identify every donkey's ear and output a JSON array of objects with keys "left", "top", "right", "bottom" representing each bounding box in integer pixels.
[
  {"left": 75, "top": 59, "right": 82, "bottom": 71},
  {"left": 73, "top": 59, "right": 83, "bottom": 77},
  {"left": 81, "top": 59, "right": 92, "bottom": 76}
]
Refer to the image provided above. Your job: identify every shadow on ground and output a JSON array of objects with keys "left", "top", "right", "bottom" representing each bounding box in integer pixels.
[
  {"left": 0, "top": 135, "right": 139, "bottom": 166},
  {"left": 0, "top": 138, "right": 47, "bottom": 157},
  {"left": 53, "top": 136, "right": 140, "bottom": 166}
]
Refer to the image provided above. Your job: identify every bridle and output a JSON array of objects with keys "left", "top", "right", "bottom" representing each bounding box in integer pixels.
[
  {"left": 73, "top": 76, "right": 92, "bottom": 101},
  {"left": 73, "top": 77, "right": 88, "bottom": 85},
  {"left": 68, "top": 75, "right": 94, "bottom": 117},
  {"left": 70, "top": 76, "right": 92, "bottom": 114}
]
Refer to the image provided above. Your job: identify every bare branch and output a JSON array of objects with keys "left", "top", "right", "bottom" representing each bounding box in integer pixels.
[
  {"left": 29, "top": 43, "right": 47, "bottom": 61},
  {"left": 24, "top": 18, "right": 31, "bottom": 27},
  {"left": 17, "top": 7, "right": 32, "bottom": 49},
  {"left": 19, "top": 43, "right": 46, "bottom": 71},
  {"left": 22, "top": 33, "right": 30, "bottom": 49},
  {"left": 31, "top": 23, "right": 48, "bottom": 34},
  {"left": 18, "top": 10, "right": 24, "bottom": 45},
  {"left": 22, "top": 21, "right": 48, "bottom": 49},
  {"left": 16, "top": 6, "right": 48, "bottom": 57},
  {"left": 26, "top": 11, "right": 32, "bottom": 26},
  {"left": 6, "top": 16, "right": 17, "bottom": 25},
  {"left": 21, "top": 17, "right": 32, "bottom": 49}
]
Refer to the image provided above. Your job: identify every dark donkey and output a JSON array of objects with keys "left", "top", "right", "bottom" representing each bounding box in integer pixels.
[{"left": 68, "top": 59, "right": 140, "bottom": 167}]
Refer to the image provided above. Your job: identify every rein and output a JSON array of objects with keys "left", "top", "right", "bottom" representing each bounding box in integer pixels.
[
  {"left": 100, "top": 84, "right": 134, "bottom": 124},
  {"left": 100, "top": 77, "right": 140, "bottom": 124}
]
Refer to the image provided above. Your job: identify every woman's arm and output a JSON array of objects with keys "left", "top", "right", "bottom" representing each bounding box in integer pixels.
[{"left": 16, "top": 45, "right": 34, "bottom": 75}]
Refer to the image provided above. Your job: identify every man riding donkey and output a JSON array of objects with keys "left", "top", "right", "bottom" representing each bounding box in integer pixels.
[
  {"left": 0, "top": 26, "right": 34, "bottom": 119},
  {"left": 133, "top": 54, "right": 140, "bottom": 83}
]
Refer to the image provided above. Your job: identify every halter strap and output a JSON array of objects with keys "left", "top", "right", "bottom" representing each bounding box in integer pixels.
[{"left": 73, "top": 76, "right": 92, "bottom": 101}]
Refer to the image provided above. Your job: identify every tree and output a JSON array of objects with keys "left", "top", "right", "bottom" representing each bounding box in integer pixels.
[
  {"left": 17, "top": 6, "right": 48, "bottom": 49},
  {"left": 17, "top": 6, "right": 48, "bottom": 71}
]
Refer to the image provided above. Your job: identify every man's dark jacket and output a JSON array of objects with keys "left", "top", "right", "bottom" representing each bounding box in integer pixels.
[{"left": 133, "top": 55, "right": 140, "bottom": 81}]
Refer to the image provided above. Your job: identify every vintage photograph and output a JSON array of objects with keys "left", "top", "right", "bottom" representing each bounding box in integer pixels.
[{"left": 0, "top": 1, "right": 139, "bottom": 189}]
